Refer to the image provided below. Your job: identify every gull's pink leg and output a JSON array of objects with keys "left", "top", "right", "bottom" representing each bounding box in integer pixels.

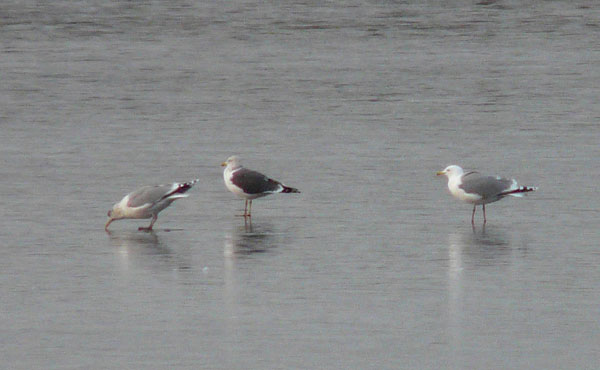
[
  {"left": 471, "top": 205, "right": 476, "bottom": 225},
  {"left": 483, "top": 204, "right": 487, "bottom": 224},
  {"left": 105, "top": 219, "right": 114, "bottom": 231},
  {"left": 139, "top": 214, "right": 157, "bottom": 231},
  {"left": 237, "top": 200, "right": 248, "bottom": 217}
]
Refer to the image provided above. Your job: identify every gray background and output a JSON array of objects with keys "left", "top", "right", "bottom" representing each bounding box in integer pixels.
[{"left": 1, "top": 1, "right": 599, "bottom": 369}]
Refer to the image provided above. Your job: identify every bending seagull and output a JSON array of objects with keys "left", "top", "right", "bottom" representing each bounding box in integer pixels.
[
  {"left": 222, "top": 155, "right": 300, "bottom": 217},
  {"left": 436, "top": 165, "right": 537, "bottom": 225},
  {"left": 105, "top": 179, "right": 199, "bottom": 231}
]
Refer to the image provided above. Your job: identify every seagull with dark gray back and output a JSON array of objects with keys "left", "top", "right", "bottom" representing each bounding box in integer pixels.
[{"left": 222, "top": 156, "right": 299, "bottom": 217}]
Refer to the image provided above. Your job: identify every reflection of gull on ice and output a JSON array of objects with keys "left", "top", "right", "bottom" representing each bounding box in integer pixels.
[
  {"left": 448, "top": 226, "right": 511, "bottom": 267},
  {"left": 106, "top": 230, "right": 191, "bottom": 272},
  {"left": 446, "top": 225, "right": 513, "bottom": 367},
  {"left": 223, "top": 221, "right": 280, "bottom": 334},
  {"left": 224, "top": 221, "right": 279, "bottom": 258}
]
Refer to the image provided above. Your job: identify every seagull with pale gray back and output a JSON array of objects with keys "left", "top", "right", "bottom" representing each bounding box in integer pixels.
[
  {"left": 105, "top": 179, "right": 199, "bottom": 231},
  {"left": 436, "top": 165, "right": 537, "bottom": 225}
]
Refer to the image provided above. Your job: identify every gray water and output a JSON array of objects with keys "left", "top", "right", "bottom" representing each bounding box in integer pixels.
[{"left": 1, "top": 1, "right": 599, "bottom": 369}]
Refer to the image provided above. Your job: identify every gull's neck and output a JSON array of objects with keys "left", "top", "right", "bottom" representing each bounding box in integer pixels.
[
  {"left": 447, "top": 172, "right": 463, "bottom": 192},
  {"left": 229, "top": 164, "right": 242, "bottom": 172},
  {"left": 225, "top": 163, "right": 242, "bottom": 175}
]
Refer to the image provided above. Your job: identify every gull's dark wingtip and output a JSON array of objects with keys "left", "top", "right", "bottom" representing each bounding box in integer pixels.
[{"left": 281, "top": 186, "right": 300, "bottom": 194}]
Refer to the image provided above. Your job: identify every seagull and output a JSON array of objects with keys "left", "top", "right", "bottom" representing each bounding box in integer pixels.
[
  {"left": 436, "top": 165, "right": 537, "bottom": 224},
  {"left": 105, "top": 179, "right": 199, "bottom": 231},
  {"left": 221, "top": 155, "right": 300, "bottom": 217}
]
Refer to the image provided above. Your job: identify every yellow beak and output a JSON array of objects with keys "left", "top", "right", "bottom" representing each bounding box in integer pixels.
[
  {"left": 221, "top": 162, "right": 227, "bottom": 167},
  {"left": 436, "top": 171, "right": 445, "bottom": 176}
]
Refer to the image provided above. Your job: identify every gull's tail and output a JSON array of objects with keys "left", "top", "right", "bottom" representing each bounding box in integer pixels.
[
  {"left": 162, "top": 179, "right": 199, "bottom": 201},
  {"left": 178, "top": 179, "right": 199, "bottom": 193},
  {"left": 500, "top": 185, "right": 537, "bottom": 198}
]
